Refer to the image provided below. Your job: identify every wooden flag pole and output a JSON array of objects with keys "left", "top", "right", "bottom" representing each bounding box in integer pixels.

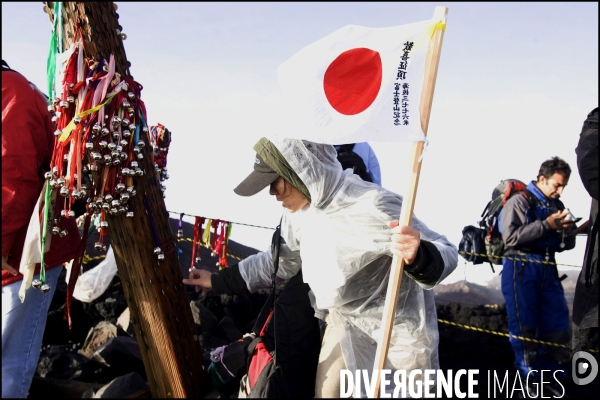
[
  {"left": 44, "top": 3, "right": 209, "bottom": 398},
  {"left": 372, "top": 6, "right": 448, "bottom": 398}
]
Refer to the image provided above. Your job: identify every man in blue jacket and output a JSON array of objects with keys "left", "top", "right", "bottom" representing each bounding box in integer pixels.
[{"left": 499, "top": 156, "right": 577, "bottom": 395}]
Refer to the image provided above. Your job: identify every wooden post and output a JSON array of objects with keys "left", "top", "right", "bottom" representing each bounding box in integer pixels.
[
  {"left": 372, "top": 6, "right": 448, "bottom": 398},
  {"left": 44, "top": 3, "right": 209, "bottom": 398}
]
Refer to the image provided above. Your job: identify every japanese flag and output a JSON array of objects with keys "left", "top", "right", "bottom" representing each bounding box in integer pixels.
[{"left": 276, "top": 13, "right": 445, "bottom": 144}]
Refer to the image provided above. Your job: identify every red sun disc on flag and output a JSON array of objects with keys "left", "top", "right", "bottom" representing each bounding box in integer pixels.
[{"left": 323, "top": 48, "right": 382, "bottom": 116}]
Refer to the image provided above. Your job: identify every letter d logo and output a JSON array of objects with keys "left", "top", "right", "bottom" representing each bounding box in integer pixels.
[{"left": 572, "top": 351, "right": 598, "bottom": 385}]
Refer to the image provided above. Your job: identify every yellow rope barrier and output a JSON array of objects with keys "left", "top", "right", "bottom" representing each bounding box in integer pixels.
[
  {"left": 438, "top": 318, "right": 597, "bottom": 353},
  {"left": 459, "top": 250, "right": 583, "bottom": 268}
]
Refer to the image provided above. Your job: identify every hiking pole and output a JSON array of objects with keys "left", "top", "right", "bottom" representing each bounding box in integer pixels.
[{"left": 372, "top": 6, "right": 448, "bottom": 398}]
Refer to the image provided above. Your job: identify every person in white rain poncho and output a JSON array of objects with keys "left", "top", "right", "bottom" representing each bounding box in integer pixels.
[{"left": 186, "top": 137, "right": 458, "bottom": 397}]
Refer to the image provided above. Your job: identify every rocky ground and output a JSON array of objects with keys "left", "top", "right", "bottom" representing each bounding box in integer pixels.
[{"left": 26, "top": 219, "right": 598, "bottom": 398}]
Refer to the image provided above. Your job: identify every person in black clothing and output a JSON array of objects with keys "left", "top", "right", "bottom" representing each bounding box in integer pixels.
[{"left": 571, "top": 107, "right": 599, "bottom": 355}]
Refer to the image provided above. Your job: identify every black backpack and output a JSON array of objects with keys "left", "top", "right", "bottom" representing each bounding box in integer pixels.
[
  {"left": 336, "top": 144, "right": 372, "bottom": 182},
  {"left": 459, "top": 179, "right": 537, "bottom": 271}
]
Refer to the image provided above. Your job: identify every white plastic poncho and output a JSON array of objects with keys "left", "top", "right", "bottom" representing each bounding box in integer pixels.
[{"left": 238, "top": 138, "right": 458, "bottom": 391}]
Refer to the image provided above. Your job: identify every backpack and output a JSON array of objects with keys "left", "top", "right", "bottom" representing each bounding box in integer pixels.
[
  {"left": 459, "top": 179, "right": 537, "bottom": 271},
  {"left": 336, "top": 144, "right": 373, "bottom": 182},
  {"left": 237, "top": 225, "right": 320, "bottom": 398}
]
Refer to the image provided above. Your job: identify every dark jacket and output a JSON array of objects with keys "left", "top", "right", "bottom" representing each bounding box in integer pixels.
[{"left": 572, "top": 107, "right": 598, "bottom": 331}]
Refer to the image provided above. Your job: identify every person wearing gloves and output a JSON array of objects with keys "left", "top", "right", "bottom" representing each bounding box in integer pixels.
[{"left": 185, "top": 137, "right": 458, "bottom": 397}]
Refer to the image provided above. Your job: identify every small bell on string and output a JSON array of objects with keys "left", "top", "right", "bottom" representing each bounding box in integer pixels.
[
  {"left": 54, "top": 129, "right": 62, "bottom": 137},
  {"left": 56, "top": 177, "right": 65, "bottom": 187},
  {"left": 49, "top": 179, "right": 58, "bottom": 189},
  {"left": 47, "top": 104, "right": 55, "bottom": 113},
  {"left": 119, "top": 152, "right": 128, "bottom": 161},
  {"left": 52, "top": 226, "right": 61, "bottom": 235},
  {"left": 118, "top": 207, "right": 127, "bottom": 215},
  {"left": 122, "top": 129, "right": 131, "bottom": 138},
  {"left": 112, "top": 116, "right": 122, "bottom": 127},
  {"left": 59, "top": 101, "right": 69, "bottom": 109},
  {"left": 44, "top": 171, "right": 53, "bottom": 180},
  {"left": 122, "top": 100, "right": 130, "bottom": 109},
  {"left": 31, "top": 279, "right": 43, "bottom": 289},
  {"left": 133, "top": 146, "right": 140, "bottom": 154},
  {"left": 67, "top": 96, "right": 75, "bottom": 103},
  {"left": 130, "top": 161, "right": 138, "bottom": 169},
  {"left": 67, "top": 210, "right": 75, "bottom": 218},
  {"left": 100, "top": 220, "right": 109, "bottom": 228},
  {"left": 157, "top": 253, "right": 165, "bottom": 260},
  {"left": 121, "top": 118, "right": 130, "bottom": 127},
  {"left": 59, "top": 229, "right": 68, "bottom": 237},
  {"left": 101, "top": 127, "right": 110, "bottom": 136},
  {"left": 59, "top": 187, "right": 69, "bottom": 197},
  {"left": 71, "top": 189, "right": 81, "bottom": 199},
  {"left": 135, "top": 168, "right": 144, "bottom": 176},
  {"left": 195, "top": 256, "right": 201, "bottom": 264},
  {"left": 153, "top": 247, "right": 162, "bottom": 255},
  {"left": 121, "top": 167, "right": 132, "bottom": 176},
  {"left": 40, "top": 284, "right": 51, "bottom": 293},
  {"left": 177, "top": 229, "right": 183, "bottom": 238},
  {"left": 85, "top": 142, "right": 94, "bottom": 151},
  {"left": 73, "top": 116, "right": 82, "bottom": 125},
  {"left": 116, "top": 145, "right": 123, "bottom": 152},
  {"left": 103, "top": 154, "right": 112, "bottom": 164},
  {"left": 126, "top": 211, "right": 134, "bottom": 218},
  {"left": 104, "top": 194, "right": 113, "bottom": 202},
  {"left": 127, "top": 92, "right": 135, "bottom": 101},
  {"left": 92, "top": 124, "right": 101, "bottom": 134},
  {"left": 116, "top": 183, "right": 126, "bottom": 193},
  {"left": 101, "top": 203, "right": 110, "bottom": 212},
  {"left": 128, "top": 123, "right": 136, "bottom": 131},
  {"left": 120, "top": 139, "right": 129, "bottom": 147},
  {"left": 136, "top": 153, "right": 144, "bottom": 161},
  {"left": 92, "top": 152, "right": 102, "bottom": 161},
  {"left": 137, "top": 140, "right": 145, "bottom": 149},
  {"left": 120, "top": 193, "right": 130, "bottom": 203},
  {"left": 107, "top": 142, "right": 117, "bottom": 151},
  {"left": 112, "top": 131, "right": 121, "bottom": 140},
  {"left": 109, "top": 207, "right": 119, "bottom": 216},
  {"left": 94, "top": 242, "right": 104, "bottom": 251}
]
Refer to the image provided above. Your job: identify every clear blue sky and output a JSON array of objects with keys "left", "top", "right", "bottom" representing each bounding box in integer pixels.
[{"left": 2, "top": 2, "right": 598, "bottom": 284}]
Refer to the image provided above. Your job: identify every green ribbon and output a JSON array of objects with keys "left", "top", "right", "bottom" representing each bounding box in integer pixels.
[
  {"left": 40, "top": 181, "right": 51, "bottom": 284},
  {"left": 46, "top": 2, "right": 60, "bottom": 104}
]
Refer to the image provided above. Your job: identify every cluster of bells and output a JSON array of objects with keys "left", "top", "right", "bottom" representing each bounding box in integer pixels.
[
  {"left": 154, "top": 246, "right": 166, "bottom": 260},
  {"left": 31, "top": 278, "right": 51, "bottom": 293},
  {"left": 155, "top": 164, "right": 169, "bottom": 195}
]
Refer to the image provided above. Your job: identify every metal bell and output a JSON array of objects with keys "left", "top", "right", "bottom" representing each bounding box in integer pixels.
[
  {"left": 44, "top": 171, "right": 53, "bottom": 180},
  {"left": 129, "top": 161, "right": 138, "bottom": 169},
  {"left": 85, "top": 142, "right": 94, "bottom": 151},
  {"left": 142, "top": 127, "right": 149, "bottom": 134},
  {"left": 82, "top": 165, "right": 90, "bottom": 173},
  {"left": 63, "top": 154, "right": 69, "bottom": 162},
  {"left": 59, "top": 229, "right": 68, "bottom": 237},
  {"left": 54, "top": 129, "right": 62, "bottom": 136},
  {"left": 92, "top": 152, "right": 102, "bottom": 161},
  {"left": 56, "top": 177, "right": 65, "bottom": 187},
  {"left": 109, "top": 207, "right": 119, "bottom": 215},
  {"left": 133, "top": 146, "right": 140, "bottom": 154},
  {"left": 135, "top": 168, "right": 144, "bottom": 176},
  {"left": 195, "top": 257, "right": 201, "bottom": 263},
  {"left": 59, "top": 101, "right": 69, "bottom": 109},
  {"left": 47, "top": 104, "right": 55, "bottom": 113},
  {"left": 112, "top": 116, "right": 122, "bottom": 126},
  {"left": 120, "top": 193, "right": 130, "bottom": 203},
  {"left": 119, "top": 152, "right": 128, "bottom": 161},
  {"left": 112, "top": 131, "right": 121, "bottom": 140},
  {"left": 40, "top": 284, "right": 51, "bottom": 293},
  {"left": 31, "top": 279, "right": 43, "bottom": 289},
  {"left": 101, "top": 127, "right": 110, "bottom": 136},
  {"left": 122, "top": 130, "right": 131, "bottom": 138},
  {"left": 104, "top": 194, "right": 113, "bottom": 203},
  {"left": 49, "top": 179, "right": 58, "bottom": 189},
  {"left": 99, "top": 140, "right": 108, "bottom": 149},
  {"left": 59, "top": 187, "right": 69, "bottom": 197},
  {"left": 111, "top": 199, "right": 120, "bottom": 207},
  {"left": 121, "top": 118, "right": 130, "bottom": 127},
  {"left": 128, "top": 107, "right": 135, "bottom": 115},
  {"left": 122, "top": 100, "right": 130, "bottom": 109},
  {"left": 137, "top": 153, "right": 144, "bottom": 160},
  {"left": 129, "top": 189, "right": 137, "bottom": 197},
  {"left": 121, "top": 167, "right": 132, "bottom": 176},
  {"left": 73, "top": 116, "right": 82, "bottom": 125},
  {"left": 111, "top": 150, "right": 120, "bottom": 159},
  {"left": 126, "top": 211, "right": 134, "bottom": 218},
  {"left": 103, "top": 154, "right": 112, "bottom": 164},
  {"left": 79, "top": 189, "right": 87, "bottom": 198},
  {"left": 157, "top": 253, "right": 165, "bottom": 260},
  {"left": 95, "top": 198, "right": 103, "bottom": 207},
  {"left": 52, "top": 226, "right": 61, "bottom": 235},
  {"left": 68, "top": 210, "right": 75, "bottom": 218},
  {"left": 101, "top": 203, "right": 110, "bottom": 211},
  {"left": 67, "top": 96, "right": 75, "bottom": 103},
  {"left": 71, "top": 189, "right": 81, "bottom": 199},
  {"left": 164, "top": 173, "right": 170, "bottom": 180},
  {"left": 116, "top": 183, "right": 126, "bottom": 193},
  {"left": 120, "top": 139, "right": 129, "bottom": 147},
  {"left": 100, "top": 221, "right": 109, "bottom": 228},
  {"left": 94, "top": 242, "right": 104, "bottom": 251},
  {"left": 177, "top": 229, "right": 183, "bottom": 238},
  {"left": 115, "top": 145, "right": 123, "bottom": 153},
  {"left": 127, "top": 92, "right": 135, "bottom": 100},
  {"left": 128, "top": 123, "right": 136, "bottom": 131},
  {"left": 137, "top": 140, "right": 145, "bottom": 149},
  {"left": 92, "top": 124, "right": 101, "bottom": 134},
  {"left": 153, "top": 247, "right": 162, "bottom": 255}
]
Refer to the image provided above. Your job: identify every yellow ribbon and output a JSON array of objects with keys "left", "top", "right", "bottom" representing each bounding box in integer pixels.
[{"left": 58, "top": 95, "right": 115, "bottom": 142}]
